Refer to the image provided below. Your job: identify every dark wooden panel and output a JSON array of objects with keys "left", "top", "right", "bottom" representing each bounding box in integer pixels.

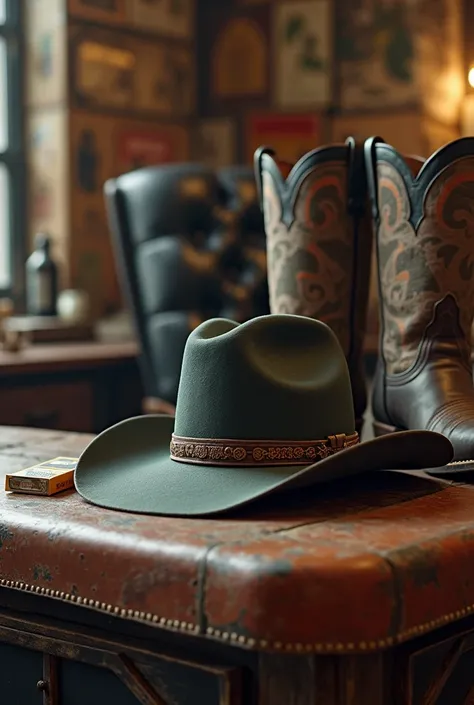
[
  {"left": 137, "top": 657, "right": 228, "bottom": 705},
  {"left": 0, "top": 613, "right": 244, "bottom": 705},
  {"left": 59, "top": 660, "right": 142, "bottom": 705},
  {"left": 0, "top": 381, "right": 94, "bottom": 431},
  {"left": 0, "top": 341, "right": 142, "bottom": 432},
  {"left": 0, "top": 642, "right": 44, "bottom": 704},
  {"left": 395, "top": 630, "right": 474, "bottom": 705}
]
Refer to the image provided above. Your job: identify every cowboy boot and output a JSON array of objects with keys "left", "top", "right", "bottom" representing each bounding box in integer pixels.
[
  {"left": 365, "top": 136, "right": 474, "bottom": 463},
  {"left": 254, "top": 139, "right": 372, "bottom": 432}
]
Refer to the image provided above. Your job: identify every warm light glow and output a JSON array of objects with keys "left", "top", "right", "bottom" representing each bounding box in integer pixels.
[{"left": 468, "top": 67, "right": 474, "bottom": 88}]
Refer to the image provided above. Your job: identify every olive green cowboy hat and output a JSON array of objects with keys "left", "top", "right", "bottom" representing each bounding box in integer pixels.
[{"left": 75, "top": 315, "right": 453, "bottom": 516}]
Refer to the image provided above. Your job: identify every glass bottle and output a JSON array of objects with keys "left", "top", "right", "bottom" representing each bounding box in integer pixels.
[{"left": 25, "top": 233, "right": 58, "bottom": 316}]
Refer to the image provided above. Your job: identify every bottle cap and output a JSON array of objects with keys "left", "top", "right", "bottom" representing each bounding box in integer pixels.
[{"left": 34, "top": 232, "right": 50, "bottom": 249}]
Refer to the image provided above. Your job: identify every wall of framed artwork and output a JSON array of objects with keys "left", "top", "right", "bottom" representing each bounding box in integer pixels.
[
  {"left": 70, "top": 25, "right": 195, "bottom": 118},
  {"left": 199, "top": 0, "right": 331, "bottom": 163},
  {"left": 274, "top": 0, "right": 332, "bottom": 109},
  {"left": 23, "top": 0, "right": 466, "bottom": 316},
  {"left": 335, "top": 0, "right": 464, "bottom": 118},
  {"left": 25, "top": 0, "right": 197, "bottom": 316}
]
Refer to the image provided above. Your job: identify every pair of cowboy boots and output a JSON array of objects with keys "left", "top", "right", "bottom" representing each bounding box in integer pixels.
[{"left": 255, "top": 137, "right": 474, "bottom": 467}]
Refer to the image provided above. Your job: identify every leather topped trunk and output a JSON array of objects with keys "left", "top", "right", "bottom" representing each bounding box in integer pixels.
[{"left": 3, "top": 427, "right": 474, "bottom": 704}]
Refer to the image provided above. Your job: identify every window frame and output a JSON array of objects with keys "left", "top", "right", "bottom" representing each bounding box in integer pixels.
[{"left": 0, "top": 0, "right": 25, "bottom": 304}]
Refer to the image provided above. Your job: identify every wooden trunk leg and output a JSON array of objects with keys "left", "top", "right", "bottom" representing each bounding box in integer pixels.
[
  {"left": 40, "top": 653, "right": 59, "bottom": 705},
  {"left": 331, "top": 654, "right": 387, "bottom": 705},
  {"left": 258, "top": 652, "right": 389, "bottom": 705},
  {"left": 258, "top": 654, "right": 317, "bottom": 705}
]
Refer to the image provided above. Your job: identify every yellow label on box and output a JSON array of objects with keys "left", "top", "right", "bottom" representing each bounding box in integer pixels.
[{"left": 5, "top": 457, "right": 78, "bottom": 496}]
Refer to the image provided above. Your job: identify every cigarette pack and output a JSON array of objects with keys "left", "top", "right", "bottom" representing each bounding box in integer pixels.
[{"left": 5, "top": 457, "right": 78, "bottom": 496}]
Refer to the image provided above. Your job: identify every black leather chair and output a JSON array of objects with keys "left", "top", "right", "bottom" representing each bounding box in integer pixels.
[
  {"left": 104, "top": 163, "right": 268, "bottom": 412},
  {"left": 218, "top": 166, "right": 269, "bottom": 320}
]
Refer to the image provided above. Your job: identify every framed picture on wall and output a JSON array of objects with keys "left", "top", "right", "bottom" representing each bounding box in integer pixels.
[
  {"left": 135, "top": 42, "right": 195, "bottom": 117},
  {"left": 246, "top": 112, "right": 323, "bottom": 164},
  {"left": 194, "top": 118, "right": 236, "bottom": 168},
  {"left": 126, "top": 0, "right": 194, "bottom": 38},
  {"left": 71, "top": 26, "right": 137, "bottom": 110},
  {"left": 68, "top": 0, "right": 127, "bottom": 24},
  {"left": 212, "top": 16, "right": 268, "bottom": 98},
  {"left": 76, "top": 40, "right": 136, "bottom": 109},
  {"left": 336, "top": 0, "right": 419, "bottom": 110},
  {"left": 115, "top": 120, "right": 190, "bottom": 174},
  {"left": 117, "top": 130, "right": 175, "bottom": 171},
  {"left": 274, "top": 0, "right": 332, "bottom": 108}
]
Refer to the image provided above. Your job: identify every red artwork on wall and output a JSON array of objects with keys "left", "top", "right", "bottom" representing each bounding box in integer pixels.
[
  {"left": 117, "top": 129, "right": 175, "bottom": 172},
  {"left": 246, "top": 113, "right": 323, "bottom": 164}
]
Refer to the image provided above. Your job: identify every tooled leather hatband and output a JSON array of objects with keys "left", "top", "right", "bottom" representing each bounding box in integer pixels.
[{"left": 170, "top": 432, "right": 359, "bottom": 466}]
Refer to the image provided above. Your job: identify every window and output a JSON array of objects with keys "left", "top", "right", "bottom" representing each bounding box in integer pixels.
[{"left": 0, "top": 0, "right": 24, "bottom": 298}]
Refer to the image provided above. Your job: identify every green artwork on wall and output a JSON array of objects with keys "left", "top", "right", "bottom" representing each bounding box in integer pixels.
[
  {"left": 275, "top": 0, "right": 331, "bottom": 108},
  {"left": 336, "top": 0, "right": 417, "bottom": 109},
  {"left": 284, "top": 13, "right": 325, "bottom": 71}
]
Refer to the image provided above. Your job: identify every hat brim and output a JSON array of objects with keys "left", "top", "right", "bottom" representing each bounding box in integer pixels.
[{"left": 74, "top": 415, "right": 453, "bottom": 516}]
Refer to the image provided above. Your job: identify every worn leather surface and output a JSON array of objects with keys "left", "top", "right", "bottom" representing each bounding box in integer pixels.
[
  {"left": 1, "top": 426, "right": 473, "bottom": 653},
  {"left": 367, "top": 139, "right": 474, "bottom": 462}
]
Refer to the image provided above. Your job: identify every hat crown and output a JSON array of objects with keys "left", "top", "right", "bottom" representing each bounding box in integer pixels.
[{"left": 174, "top": 315, "right": 355, "bottom": 441}]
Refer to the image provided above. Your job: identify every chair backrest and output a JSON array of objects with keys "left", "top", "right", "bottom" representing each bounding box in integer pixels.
[
  {"left": 105, "top": 163, "right": 268, "bottom": 406},
  {"left": 218, "top": 165, "right": 264, "bottom": 239},
  {"left": 217, "top": 165, "right": 269, "bottom": 320}
]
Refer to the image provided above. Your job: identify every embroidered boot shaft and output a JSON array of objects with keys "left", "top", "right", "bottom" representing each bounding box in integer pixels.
[{"left": 255, "top": 139, "right": 372, "bottom": 431}]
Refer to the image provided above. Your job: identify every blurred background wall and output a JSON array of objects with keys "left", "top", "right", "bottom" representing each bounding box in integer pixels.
[{"left": 24, "top": 0, "right": 468, "bottom": 317}]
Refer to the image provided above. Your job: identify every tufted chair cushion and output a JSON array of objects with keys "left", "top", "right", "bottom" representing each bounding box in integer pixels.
[{"left": 105, "top": 163, "right": 269, "bottom": 407}]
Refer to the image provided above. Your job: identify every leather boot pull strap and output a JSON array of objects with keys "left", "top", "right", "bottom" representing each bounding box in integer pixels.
[
  {"left": 364, "top": 136, "right": 385, "bottom": 223},
  {"left": 253, "top": 146, "right": 275, "bottom": 211},
  {"left": 345, "top": 137, "right": 366, "bottom": 217}
]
